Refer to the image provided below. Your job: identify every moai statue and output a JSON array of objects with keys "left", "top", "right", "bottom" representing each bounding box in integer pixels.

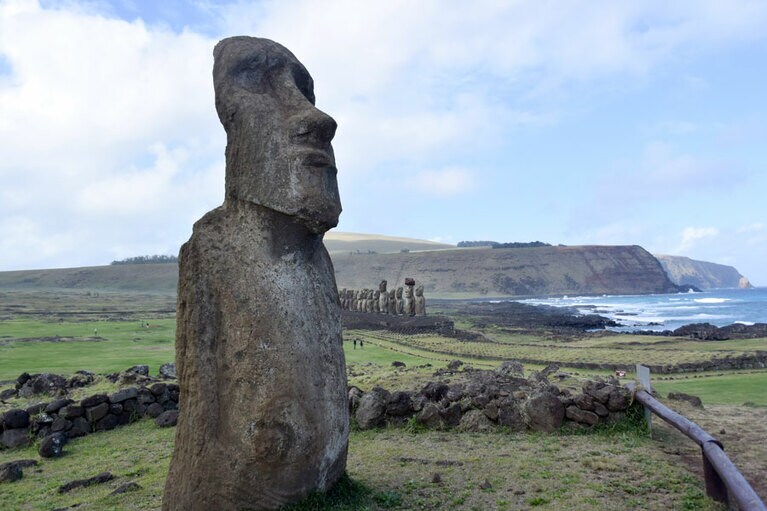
[
  {"left": 352, "top": 290, "right": 359, "bottom": 311},
  {"left": 373, "top": 290, "right": 380, "bottom": 313},
  {"left": 164, "top": 37, "right": 348, "bottom": 511},
  {"left": 388, "top": 289, "right": 397, "bottom": 315},
  {"left": 404, "top": 278, "right": 416, "bottom": 317},
  {"left": 415, "top": 285, "right": 426, "bottom": 315},
  {"left": 378, "top": 280, "right": 388, "bottom": 314},
  {"left": 339, "top": 289, "right": 346, "bottom": 310},
  {"left": 396, "top": 286, "right": 404, "bottom": 315}
]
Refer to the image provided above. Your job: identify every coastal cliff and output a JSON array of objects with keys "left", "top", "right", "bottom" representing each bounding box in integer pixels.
[
  {"left": 4, "top": 244, "right": 746, "bottom": 298},
  {"left": 655, "top": 254, "right": 752, "bottom": 290},
  {"left": 332, "top": 245, "right": 679, "bottom": 297}
]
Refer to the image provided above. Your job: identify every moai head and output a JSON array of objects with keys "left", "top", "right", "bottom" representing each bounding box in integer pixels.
[
  {"left": 373, "top": 290, "right": 380, "bottom": 300},
  {"left": 404, "top": 286, "right": 413, "bottom": 298},
  {"left": 389, "top": 290, "right": 396, "bottom": 300},
  {"left": 415, "top": 285, "right": 424, "bottom": 297},
  {"left": 396, "top": 287, "right": 403, "bottom": 299},
  {"left": 213, "top": 37, "right": 341, "bottom": 234},
  {"left": 379, "top": 280, "right": 387, "bottom": 293}
]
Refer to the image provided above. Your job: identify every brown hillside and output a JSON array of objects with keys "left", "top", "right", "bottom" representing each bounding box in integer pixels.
[{"left": 332, "top": 245, "right": 679, "bottom": 297}]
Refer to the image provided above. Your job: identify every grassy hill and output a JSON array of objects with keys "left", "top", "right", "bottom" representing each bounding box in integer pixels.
[
  {"left": 324, "top": 231, "right": 454, "bottom": 254},
  {"left": 0, "top": 239, "right": 682, "bottom": 298},
  {"left": 0, "top": 263, "right": 178, "bottom": 292}
]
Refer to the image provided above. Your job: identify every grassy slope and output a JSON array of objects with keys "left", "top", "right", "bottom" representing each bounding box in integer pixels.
[{"left": 0, "top": 417, "right": 722, "bottom": 511}]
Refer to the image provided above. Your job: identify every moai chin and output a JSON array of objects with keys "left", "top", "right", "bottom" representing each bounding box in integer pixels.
[{"left": 163, "top": 37, "right": 348, "bottom": 511}]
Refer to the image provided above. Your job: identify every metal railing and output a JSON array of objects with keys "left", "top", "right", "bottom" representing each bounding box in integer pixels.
[{"left": 627, "top": 382, "right": 766, "bottom": 511}]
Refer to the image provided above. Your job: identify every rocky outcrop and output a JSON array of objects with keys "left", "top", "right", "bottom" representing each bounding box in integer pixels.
[
  {"left": 334, "top": 245, "right": 679, "bottom": 296},
  {"left": 655, "top": 254, "right": 752, "bottom": 289}
]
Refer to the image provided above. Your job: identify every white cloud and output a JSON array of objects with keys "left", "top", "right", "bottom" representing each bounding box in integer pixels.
[
  {"left": 737, "top": 222, "right": 765, "bottom": 233},
  {"left": 1, "top": 0, "right": 766, "bottom": 270},
  {"left": 678, "top": 226, "right": 719, "bottom": 252},
  {"left": 407, "top": 167, "right": 476, "bottom": 197}
]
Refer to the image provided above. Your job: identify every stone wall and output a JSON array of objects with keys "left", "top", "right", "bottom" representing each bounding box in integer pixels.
[
  {"left": 1, "top": 369, "right": 179, "bottom": 453},
  {"left": 351, "top": 364, "right": 636, "bottom": 433}
]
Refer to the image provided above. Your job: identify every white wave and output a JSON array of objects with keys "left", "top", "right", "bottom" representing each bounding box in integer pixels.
[
  {"left": 694, "top": 298, "right": 730, "bottom": 304},
  {"left": 735, "top": 321, "right": 755, "bottom": 326}
]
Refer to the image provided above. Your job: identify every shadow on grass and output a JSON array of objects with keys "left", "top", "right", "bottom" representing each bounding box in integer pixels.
[{"left": 279, "top": 473, "right": 401, "bottom": 511}]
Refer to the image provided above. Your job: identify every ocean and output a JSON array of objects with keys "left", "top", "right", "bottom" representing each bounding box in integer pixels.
[{"left": 518, "top": 287, "right": 767, "bottom": 332}]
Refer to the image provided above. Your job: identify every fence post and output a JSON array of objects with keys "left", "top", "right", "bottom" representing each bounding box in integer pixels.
[{"left": 636, "top": 364, "right": 652, "bottom": 431}]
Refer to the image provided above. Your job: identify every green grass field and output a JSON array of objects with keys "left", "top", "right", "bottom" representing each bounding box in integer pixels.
[
  {"left": 0, "top": 415, "right": 721, "bottom": 511},
  {"left": 0, "top": 318, "right": 175, "bottom": 381},
  {"left": 653, "top": 372, "right": 767, "bottom": 406}
]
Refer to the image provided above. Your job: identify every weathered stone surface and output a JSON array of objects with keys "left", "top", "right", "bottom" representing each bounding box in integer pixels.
[
  {"left": 2, "top": 409, "right": 30, "bottom": 430},
  {"left": 457, "top": 409, "right": 494, "bottom": 432},
  {"left": 497, "top": 399, "right": 527, "bottom": 431},
  {"left": 525, "top": 392, "right": 564, "bottom": 432},
  {"left": 111, "top": 482, "right": 142, "bottom": 495},
  {"left": 50, "top": 417, "right": 72, "bottom": 433},
  {"left": 566, "top": 405, "right": 599, "bottom": 426},
  {"left": 81, "top": 394, "right": 108, "bottom": 408},
  {"left": 109, "top": 387, "right": 138, "bottom": 403},
  {"left": 163, "top": 36, "right": 348, "bottom": 511},
  {"left": 667, "top": 392, "right": 703, "bottom": 408},
  {"left": 356, "top": 393, "right": 387, "bottom": 430},
  {"left": 159, "top": 363, "right": 177, "bottom": 379},
  {"left": 416, "top": 403, "right": 443, "bottom": 429},
  {"left": 1, "top": 460, "right": 36, "bottom": 483},
  {"left": 0, "top": 428, "right": 30, "bottom": 449},
  {"left": 25, "top": 402, "right": 48, "bottom": 416},
  {"left": 146, "top": 403, "right": 165, "bottom": 418},
  {"left": 85, "top": 402, "right": 109, "bottom": 423},
  {"left": 155, "top": 410, "right": 179, "bottom": 428},
  {"left": 414, "top": 285, "right": 426, "bottom": 315},
  {"left": 0, "top": 462, "right": 23, "bottom": 483},
  {"left": 421, "top": 382, "right": 449, "bottom": 401},
  {"left": 39, "top": 433, "right": 68, "bottom": 458},
  {"left": 45, "top": 398, "right": 73, "bottom": 414},
  {"left": 440, "top": 403, "right": 463, "bottom": 427},
  {"left": 96, "top": 414, "right": 119, "bottom": 432},
  {"left": 606, "top": 387, "right": 632, "bottom": 412},
  {"left": 593, "top": 402, "right": 609, "bottom": 417},
  {"left": 59, "top": 405, "right": 84, "bottom": 420},
  {"left": 58, "top": 472, "right": 114, "bottom": 494},
  {"left": 583, "top": 381, "right": 612, "bottom": 404},
  {"left": 68, "top": 417, "right": 91, "bottom": 438},
  {"left": 386, "top": 391, "right": 413, "bottom": 417}
]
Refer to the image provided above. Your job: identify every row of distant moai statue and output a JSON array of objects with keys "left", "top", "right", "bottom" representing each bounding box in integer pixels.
[{"left": 340, "top": 278, "right": 426, "bottom": 316}]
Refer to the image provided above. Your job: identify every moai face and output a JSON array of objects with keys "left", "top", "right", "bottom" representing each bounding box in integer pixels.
[
  {"left": 374, "top": 290, "right": 380, "bottom": 299},
  {"left": 379, "top": 280, "right": 387, "bottom": 293},
  {"left": 415, "top": 285, "right": 423, "bottom": 297},
  {"left": 213, "top": 37, "right": 341, "bottom": 234},
  {"left": 396, "top": 287, "right": 403, "bottom": 299}
]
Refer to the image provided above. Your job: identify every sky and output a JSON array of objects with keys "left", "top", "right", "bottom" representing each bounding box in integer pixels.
[{"left": 0, "top": 0, "right": 765, "bottom": 285}]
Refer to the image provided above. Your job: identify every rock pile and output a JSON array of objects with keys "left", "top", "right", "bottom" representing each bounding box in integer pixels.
[
  {"left": 351, "top": 363, "right": 634, "bottom": 433},
  {"left": 0, "top": 381, "right": 179, "bottom": 451}
]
